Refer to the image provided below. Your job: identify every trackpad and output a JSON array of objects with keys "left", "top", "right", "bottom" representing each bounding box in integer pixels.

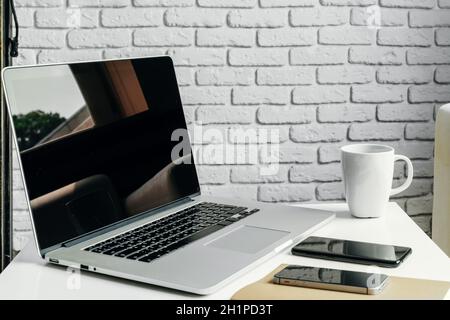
[{"left": 207, "top": 225, "right": 289, "bottom": 254}]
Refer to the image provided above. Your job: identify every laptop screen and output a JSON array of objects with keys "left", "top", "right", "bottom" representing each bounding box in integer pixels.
[{"left": 3, "top": 56, "right": 200, "bottom": 250}]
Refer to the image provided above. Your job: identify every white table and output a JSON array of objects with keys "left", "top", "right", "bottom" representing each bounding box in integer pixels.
[{"left": 0, "top": 202, "right": 449, "bottom": 299}]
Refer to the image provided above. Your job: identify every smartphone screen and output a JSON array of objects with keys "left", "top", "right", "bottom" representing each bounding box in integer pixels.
[
  {"left": 292, "top": 236, "right": 411, "bottom": 267},
  {"left": 273, "top": 265, "right": 388, "bottom": 293}
]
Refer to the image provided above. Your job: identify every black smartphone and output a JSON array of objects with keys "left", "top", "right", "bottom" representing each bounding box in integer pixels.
[
  {"left": 291, "top": 236, "right": 412, "bottom": 268},
  {"left": 273, "top": 265, "right": 389, "bottom": 295}
]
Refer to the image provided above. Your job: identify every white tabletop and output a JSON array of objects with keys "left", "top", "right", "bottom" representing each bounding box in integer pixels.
[{"left": 0, "top": 202, "right": 449, "bottom": 300}]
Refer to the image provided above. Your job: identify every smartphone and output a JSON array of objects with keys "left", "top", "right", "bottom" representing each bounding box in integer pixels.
[
  {"left": 291, "top": 236, "right": 412, "bottom": 268},
  {"left": 273, "top": 265, "right": 389, "bottom": 295}
]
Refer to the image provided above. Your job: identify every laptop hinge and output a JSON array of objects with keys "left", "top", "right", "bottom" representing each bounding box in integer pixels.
[{"left": 59, "top": 194, "right": 198, "bottom": 249}]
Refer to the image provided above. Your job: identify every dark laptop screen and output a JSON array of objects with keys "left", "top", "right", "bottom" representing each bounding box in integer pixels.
[{"left": 3, "top": 56, "right": 200, "bottom": 250}]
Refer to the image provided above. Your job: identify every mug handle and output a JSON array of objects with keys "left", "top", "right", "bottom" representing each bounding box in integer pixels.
[{"left": 390, "top": 155, "right": 414, "bottom": 196}]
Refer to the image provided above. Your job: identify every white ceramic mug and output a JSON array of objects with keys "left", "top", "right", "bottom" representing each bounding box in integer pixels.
[{"left": 341, "top": 144, "right": 413, "bottom": 218}]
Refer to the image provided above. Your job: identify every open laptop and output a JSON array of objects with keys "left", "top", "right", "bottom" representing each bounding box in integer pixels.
[{"left": 2, "top": 56, "right": 334, "bottom": 294}]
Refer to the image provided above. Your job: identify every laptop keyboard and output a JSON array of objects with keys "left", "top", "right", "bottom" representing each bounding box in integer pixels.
[{"left": 85, "top": 202, "right": 259, "bottom": 263}]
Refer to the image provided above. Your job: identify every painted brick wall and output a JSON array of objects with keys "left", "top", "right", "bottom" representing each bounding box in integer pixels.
[{"left": 11, "top": 0, "right": 450, "bottom": 251}]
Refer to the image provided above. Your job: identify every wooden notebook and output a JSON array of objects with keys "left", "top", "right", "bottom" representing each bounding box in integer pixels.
[{"left": 232, "top": 265, "right": 450, "bottom": 300}]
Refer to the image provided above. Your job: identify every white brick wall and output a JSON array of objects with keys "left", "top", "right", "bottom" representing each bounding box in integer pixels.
[{"left": 12, "top": 0, "right": 449, "bottom": 251}]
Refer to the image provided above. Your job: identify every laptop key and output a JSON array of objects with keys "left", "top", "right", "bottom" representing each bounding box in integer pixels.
[{"left": 87, "top": 202, "right": 250, "bottom": 262}]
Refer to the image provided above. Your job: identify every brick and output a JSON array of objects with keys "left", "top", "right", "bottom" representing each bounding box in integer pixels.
[
  {"left": 13, "top": 190, "right": 29, "bottom": 210},
  {"left": 13, "top": 170, "right": 24, "bottom": 191},
  {"left": 13, "top": 227, "right": 32, "bottom": 242},
  {"left": 16, "top": 0, "right": 63, "bottom": 6},
  {"left": 258, "top": 184, "right": 314, "bottom": 202},
  {"left": 409, "top": 10, "right": 450, "bottom": 27},
  {"left": 232, "top": 87, "right": 290, "bottom": 105},
  {"left": 68, "top": 0, "right": 128, "bottom": 7},
  {"left": 196, "top": 29, "right": 254, "bottom": 47},
  {"left": 318, "top": 144, "right": 345, "bottom": 163},
  {"left": 196, "top": 143, "right": 259, "bottom": 165},
  {"left": 196, "top": 166, "right": 229, "bottom": 184},
  {"left": 68, "top": 29, "right": 130, "bottom": 48},
  {"left": 180, "top": 87, "right": 228, "bottom": 105},
  {"left": 319, "top": 27, "right": 374, "bottom": 45},
  {"left": 316, "top": 182, "right": 344, "bottom": 201},
  {"left": 377, "top": 104, "right": 434, "bottom": 122},
  {"left": 36, "top": 8, "right": 98, "bottom": 28},
  {"left": 289, "top": 164, "right": 342, "bottom": 182},
  {"left": 196, "top": 106, "right": 254, "bottom": 124},
  {"left": 394, "top": 161, "right": 407, "bottom": 179},
  {"left": 19, "top": 29, "right": 65, "bottom": 48},
  {"left": 168, "top": 48, "right": 225, "bottom": 66},
  {"left": 101, "top": 8, "right": 162, "bottom": 27},
  {"left": 440, "top": 0, "right": 450, "bottom": 8},
  {"left": 13, "top": 50, "right": 37, "bottom": 65},
  {"left": 435, "top": 66, "right": 450, "bottom": 83},
  {"left": 231, "top": 166, "right": 287, "bottom": 183},
  {"left": 133, "top": 0, "right": 194, "bottom": 6},
  {"left": 198, "top": 0, "right": 256, "bottom": 8},
  {"left": 257, "top": 29, "right": 315, "bottom": 47},
  {"left": 317, "top": 66, "right": 373, "bottom": 84},
  {"left": 318, "top": 104, "right": 374, "bottom": 122},
  {"left": 291, "top": 47, "right": 347, "bottom": 65},
  {"left": 16, "top": 8, "right": 34, "bottom": 27},
  {"left": 377, "top": 28, "right": 432, "bottom": 47},
  {"left": 349, "top": 123, "right": 404, "bottom": 140},
  {"left": 377, "top": 66, "right": 433, "bottom": 84},
  {"left": 290, "top": 124, "right": 348, "bottom": 142},
  {"left": 392, "top": 141, "right": 434, "bottom": 160},
  {"left": 183, "top": 106, "right": 195, "bottom": 123},
  {"left": 293, "top": 86, "right": 348, "bottom": 104},
  {"left": 390, "top": 178, "right": 432, "bottom": 198},
  {"left": 405, "top": 123, "right": 435, "bottom": 140},
  {"left": 202, "top": 185, "right": 258, "bottom": 201},
  {"left": 436, "top": 28, "right": 450, "bottom": 46},
  {"left": 290, "top": 8, "right": 347, "bottom": 26},
  {"left": 352, "top": 85, "right": 405, "bottom": 103},
  {"left": 408, "top": 85, "right": 450, "bottom": 103},
  {"left": 407, "top": 48, "right": 450, "bottom": 65},
  {"left": 349, "top": 47, "right": 403, "bottom": 65},
  {"left": 257, "top": 106, "right": 315, "bottom": 124},
  {"left": 229, "top": 126, "right": 289, "bottom": 144},
  {"left": 228, "top": 9, "right": 286, "bottom": 28},
  {"left": 165, "top": 8, "right": 225, "bottom": 27},
  {"left": 229, "top": 49, "right": 287, "bottom": 66},
  {"left": 12, "top": 211, "right": 32, "bottom": 231},
  {"left": 260, "top": 144, "right": 316, "bottom": 164},
  {"left": 351, "top": 8, "right": 407, "bottom": 27},
  {"left": 189, "top": 127, "right": 226, "bottom": 145},
  {"left": 134, "top": 29, "right": 193, "bottom": 47},
  {"left": 257, "top": 67, "right": 314, "bottom": 85},
  {"left": 13, "top": 231, "right": 34, "bottom": 251},
  {"left": 320, "top": 0, "right": 376, "bottom": 6},
  {"left": 68, "top": 29, "right": 131, "bottom": 49},
  {"left": 38, "top": 49, "right": 102, "bottom": 63},
  {"left": 406, "top": 195, "right": 433, "bottom": 214},
  {"left": 260, "top": 0, "right": 315, "bottom": 7},
  {"left": 411, "top": 214, "right": 432, "bottom": 234},
  {"left": 379, "top": 0, "right": 435, "bottom": 9},
  {"left": 410, "top": 161, "right": 434, "bottom": 177},
  {"left": 103, "top": 47, "right": 166, "bottom": 59},
  {"left": 196, "top": 68, "right": 254, "bottom": 86}
]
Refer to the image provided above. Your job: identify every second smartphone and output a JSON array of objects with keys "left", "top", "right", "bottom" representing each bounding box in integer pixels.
[
  {"left": 292, "top": 236, "right": 412, "bottom": 268},
  {"left": 273, "top": 265, "right": 389, "bottom": 295}
]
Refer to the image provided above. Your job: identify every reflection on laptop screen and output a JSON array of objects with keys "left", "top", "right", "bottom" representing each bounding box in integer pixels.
[{"left": 4, "top": 57, "right": 200, "bottom": 250}]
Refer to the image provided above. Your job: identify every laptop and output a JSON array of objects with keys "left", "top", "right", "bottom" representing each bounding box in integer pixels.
[{"left": 2, "top": 56, "right": 334, "bottom": 294}]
